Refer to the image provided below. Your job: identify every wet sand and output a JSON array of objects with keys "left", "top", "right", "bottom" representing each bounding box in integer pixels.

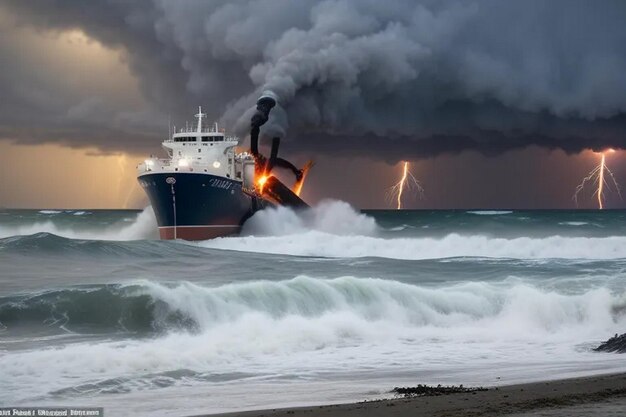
[{"left": 196, "top": 373, "right": 626, "bottom": 417}]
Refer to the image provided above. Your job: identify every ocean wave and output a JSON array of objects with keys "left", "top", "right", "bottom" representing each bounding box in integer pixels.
[
  {"left": 1, "top": 277, "right": 624, "bottom": 401},
  {"left": 0, "top": 207, "right": 157, "bottom": 241},
  {"left": 466, "top": 210, "right": 514, "bottom": 215},
  {"left": 203, "top": 232, "right": 626, "bottom": 260},
  {"left": 198, "top": 203, "right": 626, "bottom": 260},
  {"left": 242, "top": 200, "right": 378, "bottom": 236},
  {"left": 0, "top": 284, "right": 195, "bottom": 334},
  {"left": 559, "top": 222, "right": 589, "bottom": 226},
  {"left": 38, "top": 210, "right": 62, "bottom": 214},
  {"left": 2, "top": 277, "right": 624, "bottom": 337},
  {"left": 0, "top": 232, "right": 201, "bottom": 258}
]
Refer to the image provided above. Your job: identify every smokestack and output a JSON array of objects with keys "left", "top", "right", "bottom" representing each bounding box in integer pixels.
[
  {"left": 251, "top": 91, "right": 277, "bottom": 129},
  {"left": 269, "top": 136, "right": 280, "bottom": 169},
  {"left": 257, "top": 92, "right": 277, "bottom": 111},
  {"left": 250, "top": 91, "right": 277, "bottom": 157},
  {"left": 251, "top": 125, "right": 260, "bottom": 156}
]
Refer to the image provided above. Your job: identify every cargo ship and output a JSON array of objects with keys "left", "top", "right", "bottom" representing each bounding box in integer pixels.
[{"left": 137, "top": 94, "right": 310, "bottom": 240}]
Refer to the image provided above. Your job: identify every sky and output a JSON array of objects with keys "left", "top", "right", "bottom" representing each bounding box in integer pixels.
[{"left": 0, "top": 0, "right": 625, "bottom": 209}]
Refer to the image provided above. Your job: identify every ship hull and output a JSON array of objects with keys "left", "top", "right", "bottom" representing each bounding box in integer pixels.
[{"left": 138, "top": 172, "right": 268, "bottom": 240}]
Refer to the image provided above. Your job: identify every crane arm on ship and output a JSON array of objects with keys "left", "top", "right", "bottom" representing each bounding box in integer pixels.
[{"left": 248, "top": 93, "right": 311, "bottom": 207}]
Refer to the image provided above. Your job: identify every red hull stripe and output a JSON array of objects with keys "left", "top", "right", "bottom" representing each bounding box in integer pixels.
[{"left": 158, "top": 225, "right": 240, "bottom": 240}]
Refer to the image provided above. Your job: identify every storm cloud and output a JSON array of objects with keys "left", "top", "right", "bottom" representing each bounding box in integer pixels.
[{"left": 1, "top": 0, "right": 626, "bottom": 159}]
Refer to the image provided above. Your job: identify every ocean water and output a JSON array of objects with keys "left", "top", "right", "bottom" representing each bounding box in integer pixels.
[{"left": 1, "top": 203, "right": 626, "bottom": 416}]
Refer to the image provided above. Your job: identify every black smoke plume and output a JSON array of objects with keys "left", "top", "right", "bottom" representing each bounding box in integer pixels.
[{"left": 1, "top": 0, "right": 626, "bottom": 159}]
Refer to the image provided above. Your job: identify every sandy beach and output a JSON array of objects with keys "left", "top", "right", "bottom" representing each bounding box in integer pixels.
[{"left": 197, "top": 373, "right": 626, "bottom": 417}]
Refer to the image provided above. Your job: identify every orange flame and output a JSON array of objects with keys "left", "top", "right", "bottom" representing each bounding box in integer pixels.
[
  {"left": 293, "top": 161, "right": 314, "bottom": 196},
  {"left": 257, "top": 174, "right": 269, "bottom": 194}
]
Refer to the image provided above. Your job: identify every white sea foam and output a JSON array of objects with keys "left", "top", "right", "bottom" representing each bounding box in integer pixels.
[
  {"left": 467, "top": 210, "right": 514, "bottom": 215},
  {"left": 242, "top": 200, "right": 378, "bottom": 236},
  {"left": 196, "top": 203, "right": 626, "bottom": 260},
  {"left": 204, "top": 231, "right": 626, "bottom": 260},
  {"left": 38, "top": 210, "right": 62, "bottom": 214},
  {"left": 0, "top": 207, "right": 157, "bottom": 240},
  {"left": 1, "top": 277, "right": 624, "bottom": 404},
  {"left": 559, "top": 222, "right": 588, "bottom": 226}
]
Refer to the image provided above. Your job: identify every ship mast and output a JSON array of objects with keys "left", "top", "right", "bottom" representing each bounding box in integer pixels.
[{"left": 195, "top": 106, "right": 206, "bottom": 132}]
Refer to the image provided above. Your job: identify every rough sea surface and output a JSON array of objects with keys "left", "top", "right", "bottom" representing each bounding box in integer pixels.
[{"left": 1, "top": 203, "right": 626, "bottom": 416}]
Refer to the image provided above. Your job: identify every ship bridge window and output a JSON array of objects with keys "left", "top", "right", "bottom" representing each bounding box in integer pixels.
[
  {"left": 202, "top": 136, "right": 224, "bottom": 142},
  {"left": 174, "top": 137, "right": 198, "bottom": 142}
]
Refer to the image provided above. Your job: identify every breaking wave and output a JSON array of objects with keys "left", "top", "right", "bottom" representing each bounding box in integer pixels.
[
  {"left": 242, "top": 200, "right": 378, "bottom": 236},
  {"left": 0, "top": 285, "right": 161, "bottom": 333},
  {"left": 2, "top": 278, "right": 624, "bottom": 338},
  {"left": 0, "top": 233, "right": 201, "bottom": 258},
  {"left": 132, "top": 278, "right": 626, "bottom": 336},
  {"left": 197, "top": 202, "right": 626, "bottom": 260},
  {"left": 2, "top": 277, "right": 625, "bottom": 403},
  {"left": 0, "top": 207, "right": 157, "bottom": 241},
  {"left": 1, "top": 277, "right": 624, "bottom": 397},
  {"left": 204, "top": 232, "right": 626, "bottom": 260},
  {"left": 3, "top": 202, "right": 626, "bottom": 261}
]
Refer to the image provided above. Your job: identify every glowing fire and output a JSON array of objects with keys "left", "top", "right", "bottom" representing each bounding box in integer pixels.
[
  {"left": 293, "top": 161, "right": 314, "bottom": 197},
  {"left": 573, "top": 149, "right": 621, "bottom": 209},
  {"left": 293, "top": 181, "right": 304, "bottom": 197},
  {"left": 387, "top": 161, "right": 424, "bottom": 210},
  {"left": 257, "top": 174, "right": 269, "bottom": 193}
]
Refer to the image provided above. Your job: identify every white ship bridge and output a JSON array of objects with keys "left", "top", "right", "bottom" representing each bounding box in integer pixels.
[{"left": 137, "top": 107, "right": 253, "bottom": 181}]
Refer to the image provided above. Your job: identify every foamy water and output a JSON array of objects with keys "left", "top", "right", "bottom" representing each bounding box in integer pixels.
[
  {"left": 1, "top": 204, "right": 626, "bottom": 416},
  {"left": 0, "top": 207, "right": 158, "bottom": 241},
  {"left": 201, "top": 203, "right": 626, "bottom": 260}
]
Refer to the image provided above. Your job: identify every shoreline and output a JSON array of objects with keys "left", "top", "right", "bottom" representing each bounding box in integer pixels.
[{"left": 193, "top": 372, "right": 626, "bottom": 417}]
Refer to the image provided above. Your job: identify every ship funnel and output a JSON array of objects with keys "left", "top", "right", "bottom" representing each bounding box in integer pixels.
[
  {"left": 257, "top": 91, "right": 277, "bottom": 110},
  {"left": 269, "top": 137, "right": 280, "bottom": 168},
  {"left": 250, "top": 91, "right": 278, "bottom": 157},
  {"left": 251, "top": 92, "right": 277, "bottom": 129}
]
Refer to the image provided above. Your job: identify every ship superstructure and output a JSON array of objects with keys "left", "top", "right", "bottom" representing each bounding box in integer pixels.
[
  {"left": 137, "top": 97, "right": 310, "bottom": 240},
  {"left": 137, "top": 108, "right": 264, "bottom": 240}
]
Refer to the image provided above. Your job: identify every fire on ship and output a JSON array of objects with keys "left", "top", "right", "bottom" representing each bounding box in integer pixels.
[{"left": 136, "top": 93, "right": 311, "bottom": 240}]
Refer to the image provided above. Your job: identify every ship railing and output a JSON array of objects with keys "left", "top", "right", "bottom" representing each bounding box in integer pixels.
[
  {"left": 163, "top": 136, "right": 239, "bottom": 143},
  {"left": 172, "top": 126, "right": 228, "bottom": 134}
]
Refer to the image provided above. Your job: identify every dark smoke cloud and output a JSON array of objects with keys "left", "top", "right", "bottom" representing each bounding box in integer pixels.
[{"left": 1, "top": 0, "right": 626, "bottom": 158}]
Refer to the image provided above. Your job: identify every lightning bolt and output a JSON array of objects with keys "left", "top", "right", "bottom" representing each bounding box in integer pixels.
[
  {"left": 573, "top": 149, "right": 622, "bottom": 209},
  {"left": 387, "top": 161, "right": 424, "bottom": 209}
]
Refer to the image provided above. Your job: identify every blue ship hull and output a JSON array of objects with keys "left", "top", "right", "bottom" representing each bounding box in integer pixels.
[{"left": 138, "top": 172, "right": 269, "bottom": 240}]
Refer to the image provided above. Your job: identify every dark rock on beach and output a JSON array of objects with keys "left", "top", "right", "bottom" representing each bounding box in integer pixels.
[
  {"left": 595, "top": 333, "right": 626, "bottom": 353},
  {"left": 392, "top": 384, "right": 487, "bottom": 398}
]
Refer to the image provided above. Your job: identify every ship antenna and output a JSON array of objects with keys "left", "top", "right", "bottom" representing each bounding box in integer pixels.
[{"left": 195, "top": 106, "right": 206, "bottom": 132}]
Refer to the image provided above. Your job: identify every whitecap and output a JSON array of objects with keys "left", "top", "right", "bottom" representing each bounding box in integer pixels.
[{"left": 466, "top": 210, "right": 513, "bottom": 215}]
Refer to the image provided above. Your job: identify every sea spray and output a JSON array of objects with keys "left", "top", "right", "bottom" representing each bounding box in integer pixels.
[
  {"left": 3, "top": 207, "right": 626, "bottom": 414},
  {"left": 2, "top": 277, "right": 624, "bottom": 339},
  {"left": 204, "top": 230, "right": 626, "bottom": 260},
  {"left": 202, "top": 202, "right": 626, "bottom": 259},
  {"left": 0, "top": 207, "right": 157, "bottom": 241},
  {"left": 1, "top": 277, "right": 625, "bottom": 402},
  {"left": 242, "top": 200, "right": 378, "bottom": 236}
]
